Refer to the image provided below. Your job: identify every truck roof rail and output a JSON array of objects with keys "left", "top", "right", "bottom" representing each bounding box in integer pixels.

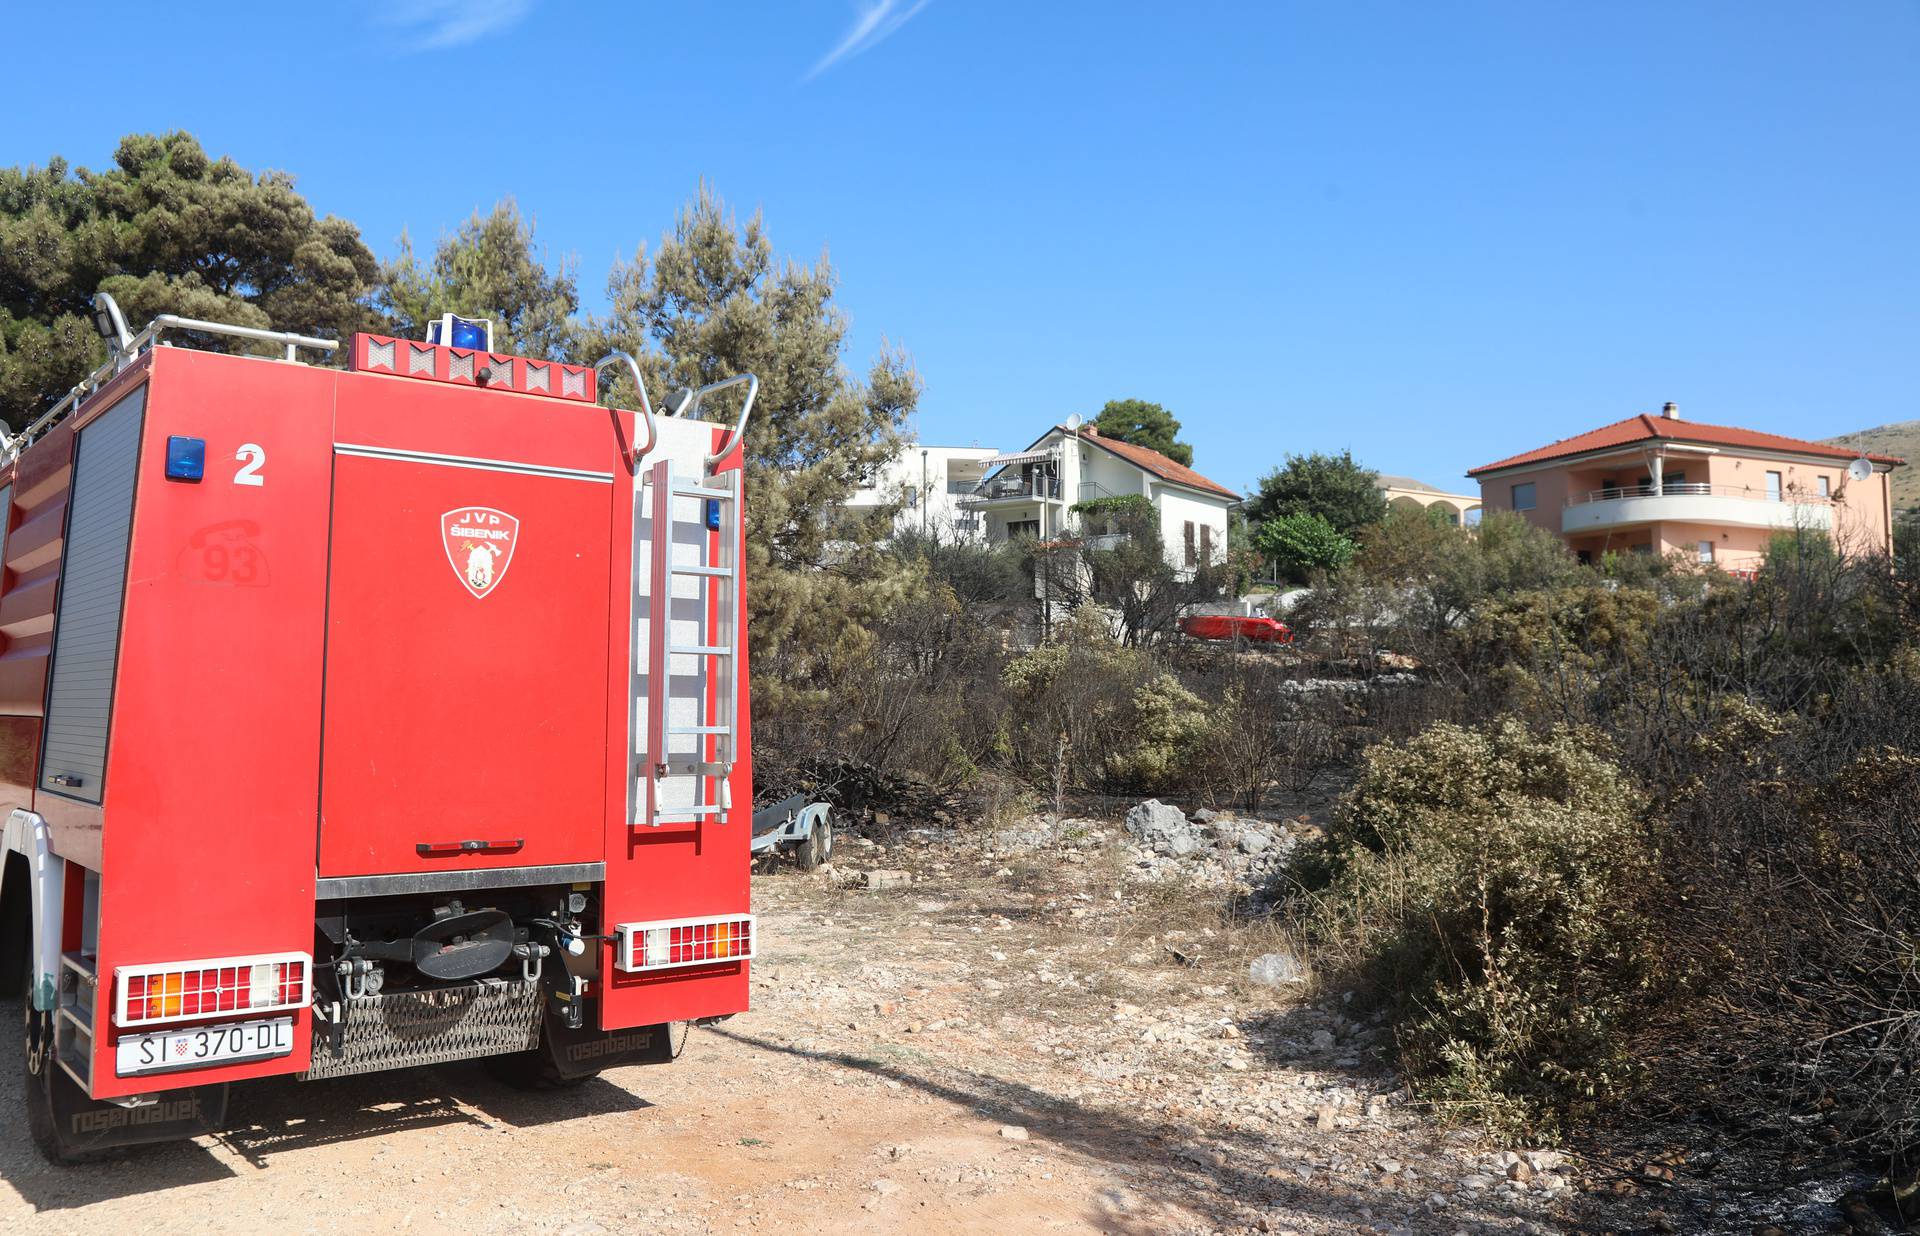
[{"left": 7, "top": 292, "right": 339, "bottom": 463}]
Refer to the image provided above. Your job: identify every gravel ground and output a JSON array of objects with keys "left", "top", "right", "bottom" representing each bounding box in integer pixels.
[{"left": 0, "top": 823, "right": 1616, "bottom": 1236}]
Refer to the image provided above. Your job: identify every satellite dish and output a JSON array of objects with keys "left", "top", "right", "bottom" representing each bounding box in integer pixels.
[
  {"left": 1064, "top": 413, "right": 1083, "bottom": 431},
  {"left": 1847, "top": 457, "right": 1874, "bottom": 483}
]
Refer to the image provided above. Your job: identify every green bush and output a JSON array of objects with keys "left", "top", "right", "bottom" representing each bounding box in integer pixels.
[
  {"left": 1292, "top": 719, "right": 1653, "bottom": 1137},
  {"left": 1255, "top": 511, "right": 1356, "bottom": 584},
  {"left": 1102, "top": 672, "right": 1219, "bottom": 793}
]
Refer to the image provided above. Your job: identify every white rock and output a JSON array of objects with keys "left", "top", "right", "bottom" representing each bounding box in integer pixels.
[{"left": 1248, "top": 952, "right": 1306, "bottom": 986}]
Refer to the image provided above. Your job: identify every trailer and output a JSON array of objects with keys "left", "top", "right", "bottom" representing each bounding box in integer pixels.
[
  {"left": 749, "top": 794, "right": 835, "bottom": 871},
  {"left": 0, "top": 297, "right": 756, "bottom": 1161}
]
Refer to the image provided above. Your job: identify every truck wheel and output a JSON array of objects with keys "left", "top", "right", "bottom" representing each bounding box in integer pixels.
[
  {"left": 795, "top": 814, "right": 833, "bottom": 872},
  {"left": 483, "top": 1046, "right": 591, "bottom": 1091},
  {"left": 22, "top": 969, "right": 113, "bottom": 1164}
]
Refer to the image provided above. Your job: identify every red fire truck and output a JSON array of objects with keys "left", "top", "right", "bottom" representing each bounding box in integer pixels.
[{"left": 0, "top": 296, "right": 754, "bottom": 1162}]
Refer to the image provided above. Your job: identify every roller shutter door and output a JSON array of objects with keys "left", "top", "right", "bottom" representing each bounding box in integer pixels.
[{"left": 41, "top": 388, "right": 145, "bottom": 803}]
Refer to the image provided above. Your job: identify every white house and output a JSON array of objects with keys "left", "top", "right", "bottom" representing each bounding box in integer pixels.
[
  {"left": 844, "top": 444, "right": 1000, "bottom": 542},
  {"left": 962, "top": 422, "right": 1239, "bottom": 575}
]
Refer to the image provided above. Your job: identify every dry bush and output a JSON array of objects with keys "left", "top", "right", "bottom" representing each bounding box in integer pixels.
[
  {"left": 1287, "top": 719, "right": 1653, "bottom": 1138},
  {"left": 999, "top": 610, "right": 1227, "bottom": 795},
  {"left": 1284, "top": 538, "right": 1920, "bottom": 1163}
]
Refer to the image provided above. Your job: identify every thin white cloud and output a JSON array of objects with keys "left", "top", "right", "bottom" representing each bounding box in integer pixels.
[
  {"left": 379, "top": 0, "right": 536, "bottom": 51},
  {"left": 805, "top": 0, "right": 932, "bottom": 81}
]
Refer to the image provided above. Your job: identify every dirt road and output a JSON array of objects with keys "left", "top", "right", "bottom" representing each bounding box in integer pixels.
[{"left": 1, "top": 827, "right": 1583, "bottom": 1235}]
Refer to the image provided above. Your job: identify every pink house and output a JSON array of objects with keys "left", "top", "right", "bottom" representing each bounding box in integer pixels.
[{"left": 1469, "top": 403, "right": 1905, "bottom": 572}]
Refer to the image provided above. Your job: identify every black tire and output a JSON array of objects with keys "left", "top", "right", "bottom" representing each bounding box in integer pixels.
[
  {"left": 0, "top": 856, "right": 29, "bottom": 995},
  {"left": 22, "top": 966, "right": 115, "bottom": 1164},
  {"left": 795, "top": 813, "right": 833, "bottom": 871},
  {"left": 483, "top": 1044, "right": 591, "bottom": 1091}
]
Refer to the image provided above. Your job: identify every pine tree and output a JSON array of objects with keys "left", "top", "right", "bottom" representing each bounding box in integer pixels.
[
  {"left": 378, "top": 200, "right": 581, "bottom": 360},
  {"left": 579, "top": 186, "right": 920, "bottom": 715},
  {"left": 1092, "top": 398, "right": 1192, "bottom": 465},
  {"left": 0, "top": 132, "right": 382, "bottom": 429}
]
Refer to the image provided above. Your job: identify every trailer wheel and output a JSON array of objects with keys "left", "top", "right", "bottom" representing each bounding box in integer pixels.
[
  {"left": 21, "top": 968, "right": 113, "bottom": 1164},
  {"left": 795, "top": 812, "right": 833, "bottom": 872}
]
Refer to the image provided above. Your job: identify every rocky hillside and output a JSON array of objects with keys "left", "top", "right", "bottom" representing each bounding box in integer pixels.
[{"left": 1827, "top": 419, "right": 1920, "bottom": 511}]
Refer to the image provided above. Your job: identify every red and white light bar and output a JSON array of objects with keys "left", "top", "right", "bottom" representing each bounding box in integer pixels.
[
  {"left": 613, "top": 916, "right": 755, "bottom": 974},
  {"left": 114, "top": 952, "right": 311, "bottom": 1028},
  {"left": 350, "top": 333, "right": 596, "bottom": 403}
]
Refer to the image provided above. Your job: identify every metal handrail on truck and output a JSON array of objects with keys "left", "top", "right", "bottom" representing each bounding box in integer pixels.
[
  {"left": 592, "top": 351, "right": 659, "bottom": 462},
  {"left": 5, "top": 294, "right": 339, "bottom": 462}
]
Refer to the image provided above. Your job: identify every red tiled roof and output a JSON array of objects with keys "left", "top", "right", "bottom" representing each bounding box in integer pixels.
[
  {"left": 1469, "top": 414, "right": 1908, "bottom": 476},
  {"left": 1073, "top": 428, "right": 1240, "bottom": 500}
]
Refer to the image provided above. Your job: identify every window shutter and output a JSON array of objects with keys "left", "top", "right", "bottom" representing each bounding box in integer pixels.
[{"left": 1183, "top": 521, "right": 1196, "bottom": 566}]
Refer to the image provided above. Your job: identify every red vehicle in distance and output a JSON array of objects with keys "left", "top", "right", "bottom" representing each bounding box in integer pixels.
[{"left": 1178, "top": 613, "right": 1294, "bottom": 645}]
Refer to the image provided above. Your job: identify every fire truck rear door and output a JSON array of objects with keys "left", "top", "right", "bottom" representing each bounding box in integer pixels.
[{"left": 319, "top": 401, "right": 615, "bottom": 879}]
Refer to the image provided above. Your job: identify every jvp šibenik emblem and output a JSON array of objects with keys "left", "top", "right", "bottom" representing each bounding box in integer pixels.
[{"left": 442, "top": 508, "right": 519, "bottom": 599}]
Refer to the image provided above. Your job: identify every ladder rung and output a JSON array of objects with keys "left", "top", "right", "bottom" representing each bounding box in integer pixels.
[
  {"left": 670, "top": 645, "right": 734, "bottom": 657},
  {"left": 669, "top": 725, "right": 732, "bottom": 735},
  {"left": 671, "top": 483, "right": 733, "bottom": 500},
  {"left": 650, "top": 805, "right": 729, "bottom": 818},
  {"left": 670, "top": 564, "right": 734, "bottom": 577}
]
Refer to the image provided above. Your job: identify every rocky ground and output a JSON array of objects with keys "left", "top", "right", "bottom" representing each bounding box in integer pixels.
[{"left": 0, "top": 804, "right": 1813, "bottom": 1235}]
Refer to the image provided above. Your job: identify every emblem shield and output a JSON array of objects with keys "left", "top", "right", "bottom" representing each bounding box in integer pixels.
[{"left": 442, "top": 507, "right": 520, "bottom": 599}]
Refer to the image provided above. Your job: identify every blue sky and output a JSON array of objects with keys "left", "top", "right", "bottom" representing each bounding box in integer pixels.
[{"left": 7, "top": 2, "right": 1916, "bottom": 494}]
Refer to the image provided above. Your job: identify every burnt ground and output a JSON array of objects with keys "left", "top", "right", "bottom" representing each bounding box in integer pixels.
[{"left": 0, "top": 820, "right": 1818, "bottom": 1235}]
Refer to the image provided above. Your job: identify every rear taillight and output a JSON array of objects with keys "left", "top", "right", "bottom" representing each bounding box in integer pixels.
[
  {"left": 613, "top": 916, "right": 755, "bottom": 973},
  {"left": 115, "top": 953, "right": 311, "bottom": 1027}
]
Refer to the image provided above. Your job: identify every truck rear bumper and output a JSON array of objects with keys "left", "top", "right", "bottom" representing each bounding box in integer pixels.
[{"left": 303, "top": 978, "right": 543, "bottom": 1080}]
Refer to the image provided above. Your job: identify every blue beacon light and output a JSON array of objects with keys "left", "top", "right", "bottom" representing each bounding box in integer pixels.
[{"left": 164, "top": 436, "right": 205, "bottom": 481}]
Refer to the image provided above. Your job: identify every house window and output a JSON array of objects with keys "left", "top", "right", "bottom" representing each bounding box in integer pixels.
[
  {"left": 1183, "top": 521, "right": 1196, "bottom": 566},
  {"left": 1007, "top": 519, "right": 1040, "bottom": 539},
  {"left": 1697, "top": 540, "right": 1714, "bottom": 564},
  {"left": 1511, "top": 482, "right": 1536, "bottom": 511},
  {"left": 1765, "top": 471, "right": 1783, "bottom": 501},
  {"left": 1816, "top": 475, "right": 1830, "bottom": 497},
  {"left": 1199, "top": 524, "right": 1213, "bottom": 564}
]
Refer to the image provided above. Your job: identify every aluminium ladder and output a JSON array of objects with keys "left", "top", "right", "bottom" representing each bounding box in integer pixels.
[{"left": 636, "top": 456, "right": 741, "bottom": 828}]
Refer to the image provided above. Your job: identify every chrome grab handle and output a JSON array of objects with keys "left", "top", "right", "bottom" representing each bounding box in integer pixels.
[
  {"left": 667, "top": 374, "right": 758, "bottom": 468},
  {"left": 593, "top": 351, "right": 657, "bottom": 462}
]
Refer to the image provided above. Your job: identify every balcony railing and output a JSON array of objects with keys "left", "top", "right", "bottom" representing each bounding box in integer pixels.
[
  {"left": 1570, "top": 482, "right": 1830, "bottom": 506},
  {"left": 1562, "top": 481, "right": 1835, "bottom": 536},
  {"left": 958, "top": 475, "right": 1062, "bottom": 503}
]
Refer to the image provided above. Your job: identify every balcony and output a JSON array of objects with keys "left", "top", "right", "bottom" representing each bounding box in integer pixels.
[
  {"left": 958, "top": 475, "right": 1063, "bottom": 505},
  {"left": 1562, "top": 483, "right": 1833, "bottom": 535}
]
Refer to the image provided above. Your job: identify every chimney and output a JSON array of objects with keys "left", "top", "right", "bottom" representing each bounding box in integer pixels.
[
  {"left": 1083, "top": 425, "right": 1099, "bottom": 437},
  {"left": 1662, "top": 401, "right": 1681, "bottom": 420}
]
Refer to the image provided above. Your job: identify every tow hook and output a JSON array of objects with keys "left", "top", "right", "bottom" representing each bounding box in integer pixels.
[{"left": 513, "top": 941, "right": 549, "bottom": 984}]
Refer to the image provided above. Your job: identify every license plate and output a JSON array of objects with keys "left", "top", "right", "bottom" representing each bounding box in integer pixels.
[{"left": 116, "top": 1016, "right": 294, "bottom": 1077}]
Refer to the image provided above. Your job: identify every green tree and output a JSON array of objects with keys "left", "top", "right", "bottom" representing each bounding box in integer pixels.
[
  {"left": 577, "top": 186, "right": 919, "bottom": 717},
  {"left": 1246, "top": 450, "right": 1387, "bottom": 537},
  {"left": 1255, "top": 511, "right": 1356, "bottom": 583},
  {"left": 1092, "top": 398, "right": 1192, "bottom": 465},
  {"left": 379, "top": 200, "right": 581, "bottom": 360},
  {"left": 0, "top": 132, "right": 382, "bottom": 429}
]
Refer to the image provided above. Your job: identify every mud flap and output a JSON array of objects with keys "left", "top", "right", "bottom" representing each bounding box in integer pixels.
[
  {"left": 539, "top": 1017, "right": 680, "bottom": 1080},
  {"left": 50, "top": 1071, "right": 228, "bottom": 1153}
]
